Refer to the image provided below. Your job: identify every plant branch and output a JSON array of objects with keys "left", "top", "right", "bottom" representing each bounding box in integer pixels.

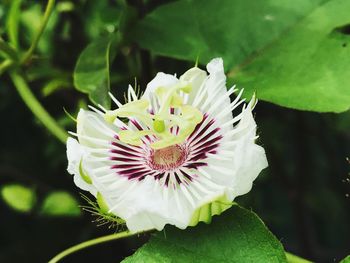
[
  {"left": 9, "top": 71, "right": 67, "bottom": 143},
  {"left": 48, "top": 230, "right": 148, "bottom": 263},
  {"left": 21, "top": 0, "right": 56, "bottom": 64},
  {"left": 0, "top": 59, "right": 15, "bottom": 76},
  {"left": 0, "top": 38, "right": 18, "bottom": 61}
]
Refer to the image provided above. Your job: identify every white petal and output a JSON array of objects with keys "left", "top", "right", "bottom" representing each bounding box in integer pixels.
[
  {"left": 100, "top": 177, "right": 173, "bottom": 232},
  {"left": 96, "top": 172, "right": 224, "bottom": 232},
  {"left": 191, "top": 58, "right": 234, "bottom": 131},
  {"left": 76, "top": 109, "right": 117, "bottom": 148},
  {"left": 192, "top": 87, "right": 267, "bottom": 202},
  {"left": 228, "top": 107, "right": 268, "bottom": 197},
  {"left": 203, "top": 103, "right": 267, "bottom": 201},
  {"left": 180, "top": 67, "right": 207, "bottom": 104},
  {"left": 204, "top": 58, "right": 231, "bottom": 114},
  {"left": 66, "top": 137, "right": 97, "bottom": 196},
  {"left": 66, "top": 137, "right": 82, "bottom": 175},
  {"left": 207, "top": 57, "right": 224, "bottom": 74},
  {"left": 142, "top": 72, "right": 179, "bottom": 100}
]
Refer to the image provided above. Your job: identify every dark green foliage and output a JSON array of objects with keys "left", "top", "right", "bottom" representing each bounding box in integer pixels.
[{"left": 0, "top": 0, "right": 349, "bottom": 262}]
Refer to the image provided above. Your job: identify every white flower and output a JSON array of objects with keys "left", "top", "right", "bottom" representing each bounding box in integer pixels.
[{"left": 66, "top": 58, "right": 268, "bottom": 232}]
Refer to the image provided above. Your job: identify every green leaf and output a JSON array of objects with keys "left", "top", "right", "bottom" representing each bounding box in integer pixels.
[
  {"left": 131, "top": 0, "right": 350, "bottom": 113},
  {"left": 74, "top": 33, "right": 120, "bottom": 109},
  {"left": 40, "top": 191, "right": 81, "bottom": 217},
  {"left": 122, "top": 205, "right": 287, "bottom": 263},
  {"left": 233, "top": 0, "right": 350, "bottom": 113},
  {"left": 82, "top": 1, "right": 122, "bottom": 39},
  {"left": 131, "top": 0, "right": 322, "bottom": 68},
  {"left": 0, "top": 184, "right": 36, "bottom": 213},
  {"left": 341, "top": 256, "right": 350, "bottom": 263}
]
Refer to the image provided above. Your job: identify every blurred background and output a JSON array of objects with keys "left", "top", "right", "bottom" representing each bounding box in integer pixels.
[{"left": 0, "top": 0, "right": 349, "bottom": 262}]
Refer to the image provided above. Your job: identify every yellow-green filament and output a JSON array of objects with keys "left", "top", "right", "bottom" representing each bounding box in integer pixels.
[{"left": 107, "top": 81, "right": 203, "bottom": 149}]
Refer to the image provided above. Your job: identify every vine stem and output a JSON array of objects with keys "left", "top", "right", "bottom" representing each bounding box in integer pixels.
[
  {"left": 0, "top": 38, "right": 18, "bottom": 60},
  {"left": 48, "top": 230, "right": 145, "bottom": 263},
  {"left": 0, "top": 59, "right": 14, "bottom": 76},
  {"left": 286, "top": 252, "right": 312, "bottom": 263},
  {"left": 21, "top": 0, "right": 56, "bottom": 64},
  {"left": 9, "top": 72, "right": 67, "bottom": 143}
]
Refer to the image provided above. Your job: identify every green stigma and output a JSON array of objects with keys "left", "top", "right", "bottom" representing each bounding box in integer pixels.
[{"left": 153, "top": 119, "right": 165, "bottom": 133}]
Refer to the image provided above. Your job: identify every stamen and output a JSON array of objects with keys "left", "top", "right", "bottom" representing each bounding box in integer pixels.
[{"left": 103, "top": 80, "right": 204, "bottom": 149}]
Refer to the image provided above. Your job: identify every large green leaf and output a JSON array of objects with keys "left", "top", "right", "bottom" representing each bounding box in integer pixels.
[
  {"left": 74, "top": 33, "right": 120, "bottom": 109},
  {"left": 233, "top": 0, "right": 350, "bottom": 113},
  {"left": 0, "top": 184, "right": 36, "bottom": 213},
  {"left": 341, "top": 256, "right": 350, "bottom": 263},
  {"left": 132, "top": 0, "right": 323, "bottom": 68},
  {"left": 40, "top": 191, "right": 81, "bottom": 217},
  {"left": 131, "top": 0, "right": 350, "bottom": 112},
  {"left": 122, "top": 205, "right": 287, "bottom": 263}
]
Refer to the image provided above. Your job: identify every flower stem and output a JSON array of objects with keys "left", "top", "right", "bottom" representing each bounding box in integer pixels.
[
  {"left": 286, "top": 252, "right": 312, "bottom": 263},
  {"left": 21, "top": 0, "right": 56, "bottom": 65},
  {"left": 48, "top": 230, "right": 145, "bottom": 263},
  {"left": 9, "top": 72, "right": 67, "bottom": 143}
]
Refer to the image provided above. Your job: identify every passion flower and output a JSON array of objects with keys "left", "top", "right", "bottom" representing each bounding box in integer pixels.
[{"left": 66, "top": 58, "right": 268, "bottom": 232}]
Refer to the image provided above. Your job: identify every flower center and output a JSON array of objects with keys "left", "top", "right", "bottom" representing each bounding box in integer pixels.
[{"left": 149, "top": 145, "right": 186, "bottom": 171}]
